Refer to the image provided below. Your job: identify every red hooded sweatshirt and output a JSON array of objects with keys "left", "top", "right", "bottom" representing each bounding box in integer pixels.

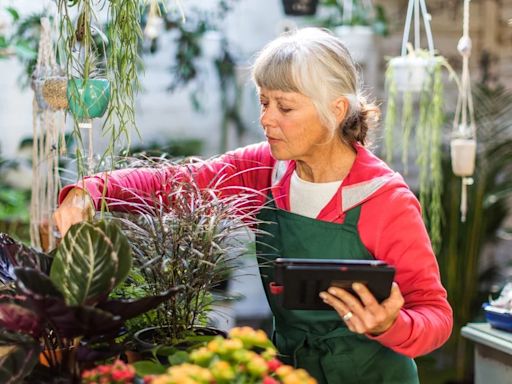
[{"left": 59, "top": 141, "right": 453, "bottom": 358}]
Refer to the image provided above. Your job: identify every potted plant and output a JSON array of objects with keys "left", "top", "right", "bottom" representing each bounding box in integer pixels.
[
  {"left": 55, "top": 0, "right": 142, "bottom": 175},
  {"left": 107, "top": 158, "right": 263, "bottom": 354},
  {"left": 130, "top": 326, "right": 317, "bottom": 384},
  {"left": 382, "top": 0, "right": 459, "bottom": 252},
  {"left": 281, "top": 0, "right": 319, "bottom": 16},
  {"left": 0, "top": 220, "right": 182, "bottom": 383},
  {"left": 317, "top": 0, "right": 387, "bottom": 63}
]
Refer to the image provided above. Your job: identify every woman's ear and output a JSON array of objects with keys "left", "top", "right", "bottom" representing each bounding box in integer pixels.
[{"left": 332, "top": 97, "right": 349, "bottom": 124}]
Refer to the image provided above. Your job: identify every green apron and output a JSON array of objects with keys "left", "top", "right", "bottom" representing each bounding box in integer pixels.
[{"left": 256, "top": 198, "right": 419, "bottom": 384}]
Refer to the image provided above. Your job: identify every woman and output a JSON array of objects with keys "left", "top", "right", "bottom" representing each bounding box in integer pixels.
[{"left": 55, "top": 28, "right": 452, "bottom": 384}]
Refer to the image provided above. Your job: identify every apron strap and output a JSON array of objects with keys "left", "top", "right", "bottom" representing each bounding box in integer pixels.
[{"left": 343, "top": 205, "right": 362, "bottom": 227}]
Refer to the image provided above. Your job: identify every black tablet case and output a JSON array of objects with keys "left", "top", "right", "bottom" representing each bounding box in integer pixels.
[{"left": 274, "top": 258, "right": 395, "bottom": 310}]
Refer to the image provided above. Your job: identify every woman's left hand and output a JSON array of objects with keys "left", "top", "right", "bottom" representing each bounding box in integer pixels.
[{"left": 319, "top": 282, "right": 404, "bottom": 335}]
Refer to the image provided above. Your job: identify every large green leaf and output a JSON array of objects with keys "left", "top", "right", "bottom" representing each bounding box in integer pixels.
[{"left": 50, "top": 220, "right": 131, "bottom": 306}]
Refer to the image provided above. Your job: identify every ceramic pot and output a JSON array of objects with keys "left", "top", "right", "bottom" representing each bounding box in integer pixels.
[
  {"left": 281, "top": 0, "right": 318, "bottom": 16},
  {"left": 67, "top": 78, "right": 111, "bottom": 120},
  {"left": 42, "top": 76, "right": 68, "bottom": 110},
  {"left": 334, "top": 25, "right": 375, "bottom": 63},
  {"left": 450, "top": 138, "right": 476, "bottom": 177},
  {"left": 389, "top": 56, "right": 433, "bottom": 93}
]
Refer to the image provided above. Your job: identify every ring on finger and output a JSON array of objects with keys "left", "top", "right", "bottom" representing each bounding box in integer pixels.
[{"left": 342, "top": 311, "right": 353, "bottom": 321}]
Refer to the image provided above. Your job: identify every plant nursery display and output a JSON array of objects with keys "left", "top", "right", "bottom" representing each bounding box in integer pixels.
[
  {"left": 94, "top": 326, "right": 317, "bottom": 383},
  {"left": 0, "top": 220, "right": 182, "bottom": 383},
  {"left": 383, "top": 0, "right": 457, "bottom": 252}
]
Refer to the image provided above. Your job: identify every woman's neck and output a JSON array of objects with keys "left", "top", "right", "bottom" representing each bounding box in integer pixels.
[{"left": 295, "top": 141, "right": 356, "bottom": 183}]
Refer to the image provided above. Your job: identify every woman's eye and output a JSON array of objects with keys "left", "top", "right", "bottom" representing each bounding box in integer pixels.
[{"left": 279, "top": 106, "right": 292, "bottom": 113}]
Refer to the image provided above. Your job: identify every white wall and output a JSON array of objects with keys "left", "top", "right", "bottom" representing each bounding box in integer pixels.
[{"left": 0, "top": 0, "right": 294, "bottom": 158}]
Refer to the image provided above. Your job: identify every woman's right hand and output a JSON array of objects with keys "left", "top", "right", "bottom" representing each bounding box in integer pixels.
[{"left": 53, "top": 188, "right": 95, "bottom": 236}]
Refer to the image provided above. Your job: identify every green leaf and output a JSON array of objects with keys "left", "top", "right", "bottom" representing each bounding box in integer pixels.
[
  {"left": 13, "top": 42, "right": 37, "bottom": 61},
  {"left": 50, "top": 220, "right": 132, "bottom": 305},
  {"left": 133, "top": 360, "right": 167, "bottom": 376},
  {"left": 5, "top": 7, "right": 20, "bottom": 22},
  {"left": 168, "top": 350, "right": 189, "bottom": 365}
]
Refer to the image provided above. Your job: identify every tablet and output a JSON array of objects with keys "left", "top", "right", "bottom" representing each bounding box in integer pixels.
[{"left": 272, "top": 258, "right": 395, "bottom": 310}]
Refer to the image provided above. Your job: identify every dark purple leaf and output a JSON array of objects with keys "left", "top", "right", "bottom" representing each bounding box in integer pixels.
[
  {"left": 97, "top": 286, "right": 184, "bottom": 320},
  {"left": 0, "top": 302, "right": 41, "bottom": 336},
  {"left": 14, "top": 267, "right": 63, "bottom": 299},
  {"left": 0, "top": 234, "right": 51, "bottom": 285},
  {"left": 0, "top": 330, "right": 40, "bottom": 384},
  {"left": 75, "top": 343, "right": 125, "bottom": 363}
]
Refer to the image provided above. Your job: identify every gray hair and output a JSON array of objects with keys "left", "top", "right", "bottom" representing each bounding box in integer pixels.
[{"left": 252, "top": 27, "right": 378, "bottom": 145}]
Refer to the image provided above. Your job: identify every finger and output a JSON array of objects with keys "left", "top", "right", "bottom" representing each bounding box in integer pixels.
[
  {"left": 382, "top": 282, "right": 404, "bottom": 311},
  {"left": 327, "top": 287, "right": 366, "bottom": 317},
  {"left": 320, "top": 292, "right": 364, "bottom": 333},
  {"left": 351, "top": 282, "right": 381, "bottom": 314}
]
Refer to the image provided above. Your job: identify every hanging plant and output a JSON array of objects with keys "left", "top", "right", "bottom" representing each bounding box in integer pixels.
[
  {"left": 383, "top": 0, "right": 459, "bottom": 252},
  {"left": 56, "top": 0, "right": 142, "bottom": 176},
  {"left": 450, "top": 0, "right": 477, "bottom": 223},
  {"left": 281, "top": 0, "right": 319, "bottom": 16},
  {"left": 319, "top": 0, "right": 388, "bottom": 63}
]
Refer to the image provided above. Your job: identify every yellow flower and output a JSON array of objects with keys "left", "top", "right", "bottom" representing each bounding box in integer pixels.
[{"left": 210, "top": 360, "right": 236, "bottom": 382}]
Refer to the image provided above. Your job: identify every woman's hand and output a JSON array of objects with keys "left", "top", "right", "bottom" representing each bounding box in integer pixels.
[
  {"left": 53, "top": 188, "right": 95, "bottom": 236},
  {"left": 319, "top": 282, "right": 404, "bottom": 335}
]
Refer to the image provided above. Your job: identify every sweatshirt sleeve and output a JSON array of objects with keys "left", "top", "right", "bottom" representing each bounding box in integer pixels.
[
  {"left": 58, "top": 142, "right": 275, "bottom": 212},
  {"left": 359, "top": 188, "right": 453, "bottom": 358}
]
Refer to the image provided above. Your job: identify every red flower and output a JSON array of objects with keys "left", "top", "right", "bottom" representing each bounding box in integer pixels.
[
  {"left": 266, "top": 358, "right": 282, "bottom": 372},
  {"left": 263, "top": 376, "right": 280, "bottom": 384}
]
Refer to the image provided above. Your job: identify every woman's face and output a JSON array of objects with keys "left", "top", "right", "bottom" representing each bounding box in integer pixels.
[{"left": 259, "top": 88, "right": 333, "bottom": 161}]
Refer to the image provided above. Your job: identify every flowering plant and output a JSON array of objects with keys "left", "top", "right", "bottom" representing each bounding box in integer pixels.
[
  {"left": 147, "top": 326, "right": 317, "bottom": 384},
  {"left": 82, "top": 359, "right": 136, "bottom": 384}
]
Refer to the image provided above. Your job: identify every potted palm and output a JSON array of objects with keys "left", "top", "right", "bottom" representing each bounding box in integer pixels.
[{"left": 0, "top": 220, "right": 182, "bottom": 383}]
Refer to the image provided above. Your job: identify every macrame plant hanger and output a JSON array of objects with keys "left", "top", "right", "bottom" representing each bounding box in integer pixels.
[
  {"left": 30, "top": 17, "right": 66, "bottom": 251},
  {"left": 451, "top": 0, "right": 476, "bottom": 222},
  {"left": 400, "top": 0, "right": 435, "bottom": 57}
]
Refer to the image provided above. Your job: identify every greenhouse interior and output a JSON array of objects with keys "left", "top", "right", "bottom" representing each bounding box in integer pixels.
[{"left": 0, "top": 0, "right": 511, "bottom": 383}]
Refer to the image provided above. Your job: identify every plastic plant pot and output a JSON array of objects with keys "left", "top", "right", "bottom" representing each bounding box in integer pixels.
[{"left": 389, "top": 56, "right": 434, "bottom": 93}]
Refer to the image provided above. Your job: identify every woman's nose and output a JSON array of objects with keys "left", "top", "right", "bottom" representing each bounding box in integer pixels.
[{"left": 260, "top": 108, "right": 276, "bottom": 129}]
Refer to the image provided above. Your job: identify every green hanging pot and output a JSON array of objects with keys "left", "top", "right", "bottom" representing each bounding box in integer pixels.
[{"left": 67, "top": 78, "right": 111, "bottom": 119}]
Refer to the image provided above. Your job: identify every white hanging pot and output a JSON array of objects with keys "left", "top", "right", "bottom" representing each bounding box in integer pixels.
[
  {"left": 389, "top": 56, "right": 434, "bottom": 92},
  {"left": 334, "top": 25, "right": 374, "bottom": 63},
  {"left": 450, "top": 137, "right": 476, "bottom": 177}
]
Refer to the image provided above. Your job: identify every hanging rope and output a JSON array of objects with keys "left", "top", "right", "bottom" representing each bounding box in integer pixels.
[
  {"left": 30, "top": 17, "right": 66, "bottom": 250},
  {"left": 400, "top": 0, "right": 435, "bottom": 56},
  {"left": 452, "top": 0, "right": 476, "bottom": 222}
]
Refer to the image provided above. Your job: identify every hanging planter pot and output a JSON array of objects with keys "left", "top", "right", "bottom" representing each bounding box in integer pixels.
[
  {"left": 67, "top": 78, "right": 111, "bottom": 120},
  {"left": 334, "top": 25, "right": 374, "bottom": 63},
  {"left": 450, "top": 137, "right": 476, "bottom": 177},
  {"left": 388, "top": 55, "right": 434, "bottom": 93},
  {"left": 281, "top": 0, "right": 319, "bottom": 16},
  {"left": 42, "top": 76, "right": 69, "bottom": 110}
]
